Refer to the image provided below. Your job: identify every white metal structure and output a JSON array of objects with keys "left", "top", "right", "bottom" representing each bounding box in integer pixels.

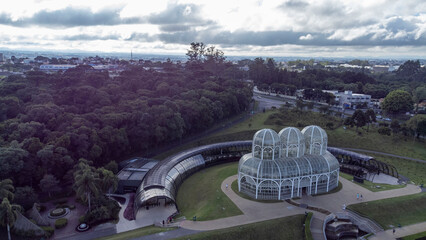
[{"left": 238, "top": 126, "right": 339, "bottom": 200}]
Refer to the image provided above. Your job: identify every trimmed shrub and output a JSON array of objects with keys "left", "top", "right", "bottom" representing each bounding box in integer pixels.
[
  {"left": 55, "top": 218, "right": 68, "bottom": 229},
  {"left": 79, "top": 215, "right": 86, "bottom": 224},
  {"left": 69, "top": 204, "right": 76, "bottom": 210},
  {"left": 52, "top": 198, "right": 68, "bottom": 205},
  {"left": 41, "top": 226, "right": 54, "bottom": 238}
]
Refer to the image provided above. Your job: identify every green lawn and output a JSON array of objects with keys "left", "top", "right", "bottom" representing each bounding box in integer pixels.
[
  {"left": 347, "top": 193, "right": 426, "bottom": 229},
  {"left": 339, "top": 172, "right": 406, "bottom": 192},
  {"left": 172, "top": 214, "right": 306, "bottom": 240},
  {"left": 367, "top": 154, "right": 426, "bottom": 185},
  {"left": 401, "top": 231, "right": 426, "bottom": 240},
  {"left": 157, "top": 108, "right": 425, "bottom": 161},
  {"left": 176, "top": 162, "right": 243, "bottom": 221},
  {"left": 96, "top": 225, "right": 175, "bottom": 240}
]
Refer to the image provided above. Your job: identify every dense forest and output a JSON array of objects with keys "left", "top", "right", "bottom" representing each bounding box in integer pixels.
[
  {"left": 250, "top": 58, "right": 426, "bottom": 100},
  {"left": 0, "top": 44, "right": 252, "bottom": 191}
]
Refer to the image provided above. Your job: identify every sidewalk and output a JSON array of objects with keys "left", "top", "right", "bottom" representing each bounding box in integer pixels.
[
  {"left": 180, "top": 175, "right": 309, "bottom": 231},
  {"left": 370, "top": 222, "right": 426, "bottom": 240}
]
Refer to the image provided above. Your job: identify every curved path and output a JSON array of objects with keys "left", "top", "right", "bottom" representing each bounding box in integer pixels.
[
  {"left": 179, "top": 175, "right": 308, "bottom": 231},
  {"left": 341, "top": 148, "right": 426, "bottom": 163},
  {"left": 180, "top": 175, "right": 422, "bottom": 234}
]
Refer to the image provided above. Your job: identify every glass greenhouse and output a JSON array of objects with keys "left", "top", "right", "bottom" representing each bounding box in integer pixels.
[{"left": 238, "top": 126, "right": 340, "bottom": 200}]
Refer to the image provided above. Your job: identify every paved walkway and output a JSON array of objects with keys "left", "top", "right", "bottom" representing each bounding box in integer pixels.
[
  {"left": 370, "top": 222, "right": 426, "bottom": 240},
  {"left": 295, "top": 177, "right": 421, "bottom": 214},
  {"left": 180, "top": 175, "right": 308, "bottom": 231},
  {"left": 180, "top": 174, "right": 422, "bottom": 238},
  {"left": 341, "top": 147, "right": 426, "bottom": 163}
]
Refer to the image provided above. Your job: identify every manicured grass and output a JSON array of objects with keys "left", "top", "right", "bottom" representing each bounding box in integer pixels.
[
  {"left": 401, "top": 231, "right": 426, "bottom": 240},
  {"left": 347, "top": 193, "right": 426, "bottom": 229},
  {"left": 305, "top": 212, "right": 313, "bottom": 240},
  {"left": 367, "top": 154, "right": 426, "bottom": 185},
  {"left": 96, "top": 225, "right": 175, "bottom": 240},
  {"left": 339, "top": 172, "right": 406, "bottom": 192},
  {"left": 176, "top": 162, "right": 243, "bottom": 221},
  {"left": 173, "top": 214, "right": 305, "bottom": 240},
  {"left": 230, "top": 179, "right": 282, "bottom": 203}
]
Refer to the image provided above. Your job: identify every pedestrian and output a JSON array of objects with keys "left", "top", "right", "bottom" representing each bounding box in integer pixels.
[
  {"left": 357, "top": 193, "right": 359, "bottom": 200},
  {"left": 393, "top": 228, "right": 395, "bottom": 234},
  {"left": 226, "top": 183, "right": 228, "bottom": 190},
  {"left": 162, "top": 220, "right": 165, "bottom": 226},
  {"left": 342, "top": 204, "right": 346, "bottom": 210},
  {"left": 360, "top": 194, "right": 363, "bottom": 200}
]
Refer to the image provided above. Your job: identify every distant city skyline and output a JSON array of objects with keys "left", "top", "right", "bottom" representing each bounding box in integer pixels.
[{"left": 0, "top": 0, "right": 425, "bottom": 58}]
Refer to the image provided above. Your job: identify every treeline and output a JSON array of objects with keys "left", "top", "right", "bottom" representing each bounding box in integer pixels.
[
  {"left": 0, "top": 46, "right": 251, "bottom": 191},
  {"left": 250, "top": 58, "right": 426, "bottom": 99}
]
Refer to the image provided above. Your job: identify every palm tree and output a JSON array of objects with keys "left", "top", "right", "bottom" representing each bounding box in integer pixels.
[
  {"left": 0, "top": 179, "right": 14, "bottom": 201},
  {"left": 74, "top": 169, "right": 100, "bottom": 212},
  {"left": 97, "top": 168, "right": 118, "bottom": 194},
  {"left": 0, "top": 198, "right": 22, "bottom": 240}
]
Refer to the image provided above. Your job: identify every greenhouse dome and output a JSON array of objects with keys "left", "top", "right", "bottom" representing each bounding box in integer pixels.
[{"left": 238, "top": 126, "right": 339, "bottom": 200}]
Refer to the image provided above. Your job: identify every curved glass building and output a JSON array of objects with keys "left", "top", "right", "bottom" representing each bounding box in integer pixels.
[{"left": 238, "top": 125, "right": 339, "bottom": 200}]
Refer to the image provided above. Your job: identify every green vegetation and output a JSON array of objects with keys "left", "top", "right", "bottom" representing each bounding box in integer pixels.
[
  {"left": 364, "top": 154, "right": 426, "bottom": 185},
  {"left": 305, "top": 212, "right": 313, "bottom": 240},
  {"left": 54, "top": 218, "right": 68, "bottom": 229},
  {"left": 339, "top": 172, "right": 406, "bottom": 192},
  {"left": 401, "top": 231, "right": 426, "bottom": 240},
  {"left": 347, "top": 193, "right": 426, "bottom": 229},
  {"left": 176, "top": 162, "right": 243, "bottom": 221},
  {"left": 173, "top": 215, "right": 305, "bottom": 240},
  {"left": 230, "top": 180, "right": 282, "bottom": 203},
  {"left": 96, "top": 225, "right": 175, "bottom": 240}
]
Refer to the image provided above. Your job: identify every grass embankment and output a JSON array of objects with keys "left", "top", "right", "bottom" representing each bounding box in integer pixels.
[
  {"left": 339, "top": 172, "right": 406, "bottom": 192},
  {"left": 401, "top": 231, "right": 426, "bottom": 240},
  {"left": 347, "top": 192, "right": 426, "bottom": 229},
  {"left": 155, "top": 108, "right": 425, "bottom": 161},
  {"left": 96, "top": 225, "right": 175, "bottom": 240},
  {"left": 305, "top": 212, "right": 314, "bottom": 240},
  {"left": 176, "top": 162, "right": 243, "bottom": 221},
  {"left": 368, "top": 154, "right": 426, "bottom": 185},
  {"left": 172, "top": 214, "right": 305, "bottom": 240}
]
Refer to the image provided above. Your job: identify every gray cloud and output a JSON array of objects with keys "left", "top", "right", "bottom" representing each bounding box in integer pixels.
[
  {"left": 145, "top": 3, "right": 215, "bottom": 32},
  {"left": 154, "top": 28, "right": 426, "bottom": 47},
  {"left": 61, "top": 34, "right": 122, "bottom": 41},
  {"left": 385, "top": 17, "right": 417, "bottom": 33},
  {"left": 280, "top": 0, "right": 309, "bottom": 9},
  {"left": 0, "top": 7, "right": 142, "bottom": 27}
]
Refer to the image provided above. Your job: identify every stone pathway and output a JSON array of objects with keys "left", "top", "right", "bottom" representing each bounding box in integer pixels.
[{"left": 310, "top": 215, "right": 326, "bottom": 240}]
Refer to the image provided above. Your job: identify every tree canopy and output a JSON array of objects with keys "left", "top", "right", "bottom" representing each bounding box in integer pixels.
[{"left": 381, "top": 90, "right": 414, "bottom": 114}]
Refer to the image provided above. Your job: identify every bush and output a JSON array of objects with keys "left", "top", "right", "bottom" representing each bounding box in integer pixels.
[
  {"left": 41, "top": 226, "right": 54, "bottom": 238},
  {"left": 82, "top": 196, "right": 121, "bottom": 225},
  {"left": 52, "top": 198, "right": 68, "bottom": 205},
  {"left": 55, "top": 218, "right": 68, "bottom": 229},
  {"left": 69, "top": 204, "right": 76, "bottom": 210},
  {"left": 79, "top": 215, "right": 86, "bottom": 224},
  {"left": 378, "top": 127, "right": 391, "bottom": 136},
  {"left": 38, "top": 205, "right": 47, "bottom": 212}
]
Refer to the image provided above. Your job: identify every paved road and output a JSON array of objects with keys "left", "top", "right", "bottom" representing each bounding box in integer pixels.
[
  {"left": 341, "top": 147, "right": 426, "bottom": 163},
  {"left": 370, "top": 222, "right": 426, "bottom": 240}
]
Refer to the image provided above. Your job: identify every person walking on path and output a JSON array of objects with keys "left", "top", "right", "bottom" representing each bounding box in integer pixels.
[
  {"left": 226, "top": 183, "right": 228, "bottom": 190},
  {"left": 357, "top": 193, "right": 359, "bottom": 200},
  {"left": 360, "top": 194, "right": 363, "bottom": 201},
  {"left": 393, "top": 228, "right": 396, "bottom": 234}
]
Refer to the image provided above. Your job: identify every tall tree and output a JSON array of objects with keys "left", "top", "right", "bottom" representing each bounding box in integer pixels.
[
  {"left": 39, "top": 174, "right": 61, "bottom": 198},
  {"left": 74, "top": 168, "right": 100, "bottom": 212},
  {"left": 0, "top": 179, "right": 14, "bottom": 201},
  {"left": 97, "top": 168, "right": 118, "bottom": 194},
  {"left": 0, "top": 198, "right": 22, "bottom": 240},
  {"left": 352, "top": 110, "right": 367, "bottom": 132},
  {"left": 365, "top": 109, "right": 376, "bottom": 131},
  {"left": 381, "top": 90, "right": 414, "bottom": 115}
]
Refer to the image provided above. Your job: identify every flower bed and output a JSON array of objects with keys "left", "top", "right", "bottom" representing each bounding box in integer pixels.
[{"left": 123, "top": 193, "right": 135, "bottom": 221}]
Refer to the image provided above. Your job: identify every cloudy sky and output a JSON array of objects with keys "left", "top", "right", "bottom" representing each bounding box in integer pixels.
[{"left": 0, "top": 0, "right": 425, "bottom": 58}]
